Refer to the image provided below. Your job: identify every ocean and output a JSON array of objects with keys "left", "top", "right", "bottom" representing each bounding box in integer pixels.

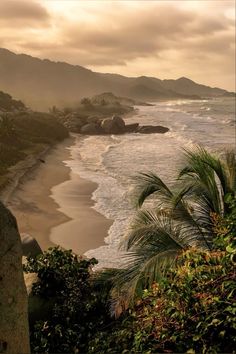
[{"left": 62, "top": 97, "right": 235, "bottom": 268}]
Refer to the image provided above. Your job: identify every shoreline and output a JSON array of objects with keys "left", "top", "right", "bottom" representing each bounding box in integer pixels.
[
  {"left": 50, "top": 171, "right": 113, "bottom": 254},
  {"left": 6, "top": 136, "right": 112, "bottom": 255}
]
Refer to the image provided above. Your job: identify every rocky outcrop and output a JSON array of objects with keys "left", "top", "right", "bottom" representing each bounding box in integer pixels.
[
  {"left": 137, "top": 125, "right": 169, "bottom": 134},
  {"left": 62, "top": 114, "right": 87, "bottom": 132},
  {"left": 86, "top": 115, "right": 101, "bottom": 124},
  {"left": 57, "top": 109, "right": 169, "bottom": 136},
  {"left": 101, "top": 115, "right": 126, "bottom": 134},
  {"left": 80, "top": 123, "right": 102, "bottom": 135},
  {"left": 21, "top": 233, "right": 42, "bottom": 257},
  {"left": 0, "top": 202, "right": 30, "bottom": 354},
  {"left": 124, "top": 123, "right": 139, "bottom": 133}
]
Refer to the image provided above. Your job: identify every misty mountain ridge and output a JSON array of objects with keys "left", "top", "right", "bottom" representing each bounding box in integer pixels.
[{"left": 0, "top": 48, "right": 234, "bottom": 110}]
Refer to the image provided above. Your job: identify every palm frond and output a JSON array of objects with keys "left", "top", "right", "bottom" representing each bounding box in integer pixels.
[
  {"left": 178, "top": 146, "right": 224, "bottom": 214},
  {"left": 224, "top": 150, "right": 236, "bottom": 194},
  {"left": 134, "top": 172, "right": 173, "bottom": 208},
  {"left": 122, "top": 209, "right": 186, "bottom": 251},
  {"left": 101, "top": 146, "right": 235, "bottom": 317}
]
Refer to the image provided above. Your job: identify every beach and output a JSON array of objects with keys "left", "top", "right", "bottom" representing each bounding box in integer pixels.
[{"left": 6, "top": 137, "right": 112, "bottom": 254}]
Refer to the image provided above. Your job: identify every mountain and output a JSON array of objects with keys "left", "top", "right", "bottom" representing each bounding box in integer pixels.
[
  {"left": 0, "top": 48, "right": 233, "bottom": 110},
  {"left": 161, "top": 77, "right": 233, "bottom": 97}
]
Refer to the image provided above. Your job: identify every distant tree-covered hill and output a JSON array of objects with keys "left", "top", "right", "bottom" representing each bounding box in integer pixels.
[
  {"left": 0, "top": 90, "right": 26, "bottom": 112},
  {"left": 0, "top": 90, "right": 68, "bottom": 191},
  {"left": 0, "top": 48, "right": 234, "bottom": 110}
]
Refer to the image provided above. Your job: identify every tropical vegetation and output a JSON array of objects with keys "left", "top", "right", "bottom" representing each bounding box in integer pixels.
[
  {"left": 24, "top": 147, "right": 236, "bottom": 353},
  {"left": 100, "top": 147, "right": 236, "bottom": 314},
  {"left": 0, "top": 112, "right": 68, "bottom": 190},
  {"left": 24, "top": 248, "right": 112, "bottom": 353},
  {"left": 89, "top": 215, "right": 236, "bottom": 353}
]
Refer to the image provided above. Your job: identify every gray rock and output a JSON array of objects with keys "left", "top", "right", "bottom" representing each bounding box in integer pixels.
[
  {"left": 21, "top": 233, "right": 42, "bottom": 258},
  {"left": 87, "top": 116, "right": 101, "bottom": 124},
  {"left": 125, "top": 123, "right": 139, "bottom": 133},
  {"left": 101, "top": 115, "right": 125, "bottom": 134},
  {"left": 0, "top": 202, "right": 30, "bottom": 354},
  {"left": 137, "top": 125, "right": 169, "bottom": 134},
  {"left": 112, "top": 115, "right": 125, "bottom": 130},
  {"left": 80, "top": 123, "right": 101, "bottom": 135}
]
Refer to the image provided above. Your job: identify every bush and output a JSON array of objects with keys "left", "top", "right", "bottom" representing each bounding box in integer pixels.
[
  {"left": 24, "top": 196, "right": 236, "bottom": 354},
  {"left": 24, "top": 248, "right": 111, "bottom": 353},
  {"left": 89, "top": 199, "right": 236, "bottom": 353}
]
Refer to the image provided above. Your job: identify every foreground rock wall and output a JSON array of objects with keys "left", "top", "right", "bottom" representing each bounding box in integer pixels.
[{"left": 0, "top": 202, "right": 30, "bottom": 354}]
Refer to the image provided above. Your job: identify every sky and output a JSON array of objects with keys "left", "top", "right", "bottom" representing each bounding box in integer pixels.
[{"left": 0, "top": 0, "right": 235, "bottom": 91}]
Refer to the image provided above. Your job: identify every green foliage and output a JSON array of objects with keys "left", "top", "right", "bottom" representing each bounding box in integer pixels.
[
  {"left": 0, "top": 90, "right": 25, "bottom": 111},
  {"left": 24, "top": 248, "right": 111, "bottom": 353},
  {"left": 102, "top": 148, "right": 236, "bottom": 314},
  {"left": 90, "top": 231, "right": 236, "bottom": 353},
  {"left": 0, "top": 112, "right": 68, "bottom": 189},
  {"left": 23, "top": 198, "right": 236, "bottom": 354}
]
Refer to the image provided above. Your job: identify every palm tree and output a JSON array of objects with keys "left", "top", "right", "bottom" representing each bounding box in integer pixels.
[{"left": 98, "top": 146, "right": 236, "bottom": 316}]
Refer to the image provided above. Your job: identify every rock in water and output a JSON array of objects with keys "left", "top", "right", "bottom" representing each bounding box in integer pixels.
[
  {"left": 112, "top": 115, "right": 126, "bottom": 130},
  {"left": 125, "top": 123, "right": 139, "bottom": 133},
  {"left": 0, "top": 202, "right": 30, "bottom": 354},
  {"left": 101, "top": 115, "right": 125, "bottom": 134},
  {"left": 137, "top": 125, "right": 169, "bottom": 134},
  {"left": 80, "top": 122, "right": 102, "bottom": 135}
]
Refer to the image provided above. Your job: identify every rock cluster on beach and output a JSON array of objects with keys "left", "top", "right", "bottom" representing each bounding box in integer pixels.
[{"left": 59, "top": 113, "right": 169, "bottom": 135}]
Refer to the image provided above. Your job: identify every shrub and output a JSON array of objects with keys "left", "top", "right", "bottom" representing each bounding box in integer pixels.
[
  {"left": 89, "top": 197, "right": 236, "bottom": 354},
  {"left": 24, "top": 248, "right": 111, "bottom": 353}
]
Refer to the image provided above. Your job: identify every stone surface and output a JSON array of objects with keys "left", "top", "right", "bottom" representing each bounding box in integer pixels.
[
  {"left": 86, "top": 116, "right": 101, "bottom": 124},
  {"left": 112, "top": 115, "right": 126, "bottom": 130},
  {"left": 80, "top": 122, "right": 101, "bottom": 135},
  {"left": 21, "top": 233, "right": 43, "bottom": 257},
  {"left": 101, "top": 115, "right": 125, "bottom": 134},
  {"left": 125, "top": 123, "right": 139, "bottom": 133},
  {"left": 137, "top": 125, "right": 169, "bottom": 134},
  {"left": 0, "top": 202, "right": 30, "bottom": 354}
]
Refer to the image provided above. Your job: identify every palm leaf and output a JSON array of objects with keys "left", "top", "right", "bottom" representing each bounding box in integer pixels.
[
  {"left": 100, "top": 146, "right": 235, "bottom": 316},
  {"left": 133, "top": 172, "right": 173, "bottom": 208}
]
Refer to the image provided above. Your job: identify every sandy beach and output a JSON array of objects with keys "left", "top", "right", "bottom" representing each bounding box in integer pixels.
[{"left": 6, "top": 137, "right": 112, "bottom": 255}]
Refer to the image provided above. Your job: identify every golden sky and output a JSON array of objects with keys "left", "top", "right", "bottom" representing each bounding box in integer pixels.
[{"left": 0, "top": 0, "right": 235, "bottom": 91}]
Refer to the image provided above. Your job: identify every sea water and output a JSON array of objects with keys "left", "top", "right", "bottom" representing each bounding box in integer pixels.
[{"left": 64, "top": 97, "right": 235, "bottom": 268}]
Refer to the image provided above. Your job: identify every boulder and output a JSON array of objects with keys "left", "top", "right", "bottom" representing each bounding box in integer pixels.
[
  {"left": 63, "top": 115, "right": 87, "bottom": 132},
  {"left": 112, "top": 115, "right": 126, "bottom": 130},
  {"left": 21, "top": 233, "right": 43, "bottom": 258},
  {"left": 80, "top": 123, "right": 101, "bottom": 135},
  {"left": 125, "top": 123, "right": 139, "bottom": 133},
  {"left": 86, "top": 116, "right": 101, "bottom": 124},
  {"left": 137, "top": 125, "right": 169, "bottom": 134},
  {"left": 101, "top": 115, "right": 125, "bottom": 134},
  {"left": 0, "top": 202, "right": 30, "bottom": 354}
]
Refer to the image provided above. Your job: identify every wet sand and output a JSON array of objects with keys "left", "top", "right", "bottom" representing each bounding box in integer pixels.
[
  {"left": 7, "top": 137, "right": 112, "bottom": 255},
  {"left": 50, "top": 172, "right": 113, "bottom": 254}
]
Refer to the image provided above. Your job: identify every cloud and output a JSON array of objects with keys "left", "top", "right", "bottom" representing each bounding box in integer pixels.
[
  {"left": 0, "top": 0, "right": 235, "bottom": 90},
  {"left": 52, "top": 3, "right": 234, "bottom": 73},
  {"left": 0, "top": 0, "right": 50, "bottom": 27}
]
